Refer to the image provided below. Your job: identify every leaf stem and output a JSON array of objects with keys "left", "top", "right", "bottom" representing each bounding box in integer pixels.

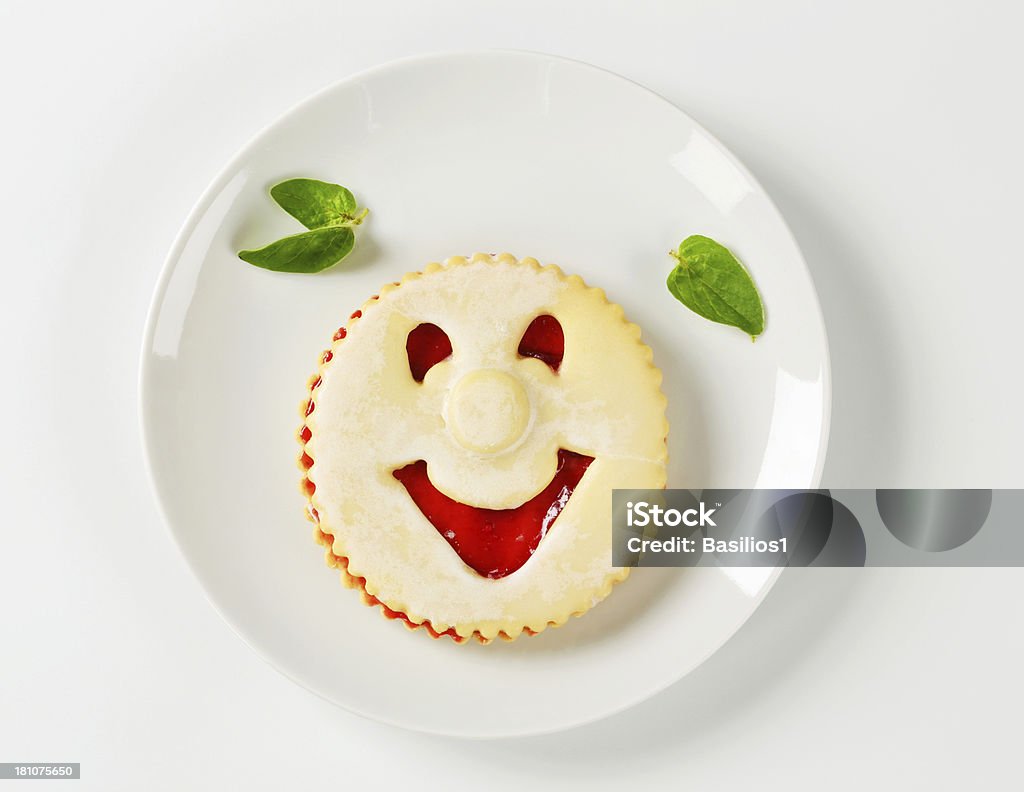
[{"left": 338, "top": 207, "right": 370, "bottom": 228}]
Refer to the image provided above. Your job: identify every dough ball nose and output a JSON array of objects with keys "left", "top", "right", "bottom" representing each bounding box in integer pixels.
[{"left": 447, "top": 369, "right": 530, "bottom": 454}]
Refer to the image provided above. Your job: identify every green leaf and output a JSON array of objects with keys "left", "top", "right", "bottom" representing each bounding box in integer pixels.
[
  {"left": 238, "top": 176, "right": 368, "bottom": 273},
  {"left": 667, "top": 235, "right": 765, "bottom": 338},
  {"left": 270, "top": 178, "right": 358, "bottom": 230},
  {"left": 238, "top": 226, "right": 355, "bottom": 273}
]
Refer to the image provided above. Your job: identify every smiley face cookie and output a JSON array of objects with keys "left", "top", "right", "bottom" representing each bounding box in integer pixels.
[{"left": 299, "top": 253, "right": 668, "bottom": 643}]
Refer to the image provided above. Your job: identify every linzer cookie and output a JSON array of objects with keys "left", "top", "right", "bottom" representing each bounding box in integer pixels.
[{"left": 299, "top": 254, "right": 668, "bottom": 643}]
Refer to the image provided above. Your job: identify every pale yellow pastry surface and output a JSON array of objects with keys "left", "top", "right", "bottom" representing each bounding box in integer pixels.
[{"left": 305, "top": 253, "right": 668, "bottom": 641}]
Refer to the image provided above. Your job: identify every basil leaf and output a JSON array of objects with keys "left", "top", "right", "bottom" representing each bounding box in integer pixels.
[
  {"left": 667, "top": 235, "right": 766, "bottom": 338},
  {"left": 238, "top": 226, "right": 355, "bottom": 273},
  {"left": 270, "top": 178, "right": 357, "bottom": 230}
]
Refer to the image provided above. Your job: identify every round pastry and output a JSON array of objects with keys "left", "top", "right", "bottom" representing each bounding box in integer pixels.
[{"left": 299, "top": 253, "right": 668, "bottom": 643}]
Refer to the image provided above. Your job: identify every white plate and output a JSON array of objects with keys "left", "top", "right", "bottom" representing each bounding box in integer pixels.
[{"left": 140, "top": 50, "right": 830, "bottom": 738}]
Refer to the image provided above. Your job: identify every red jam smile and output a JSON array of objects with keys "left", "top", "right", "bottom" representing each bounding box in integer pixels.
[{"left": 392, "top": 449, "right": 594, "bottom": 579}]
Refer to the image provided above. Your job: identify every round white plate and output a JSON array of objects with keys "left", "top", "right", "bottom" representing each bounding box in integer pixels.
[{"left": 140, "top": 50, "right": 829, "bottom": 738}]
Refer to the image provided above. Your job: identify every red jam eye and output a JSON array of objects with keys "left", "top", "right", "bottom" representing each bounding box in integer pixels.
[
  {"left": 406, "top": 323, "right": 453, "bottom": 382},
  {"left": 517, "top": 314, "right": 564, "bottom": 372}
]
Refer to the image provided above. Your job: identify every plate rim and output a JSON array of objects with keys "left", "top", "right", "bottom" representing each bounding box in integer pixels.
[{"left": 138, "top": 48, "right": 831, "bottom": 738}]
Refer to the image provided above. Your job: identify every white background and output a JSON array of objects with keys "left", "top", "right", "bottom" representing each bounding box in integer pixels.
[{"left": 2, "top": 1, "right": 1022, "bottom": 788}]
